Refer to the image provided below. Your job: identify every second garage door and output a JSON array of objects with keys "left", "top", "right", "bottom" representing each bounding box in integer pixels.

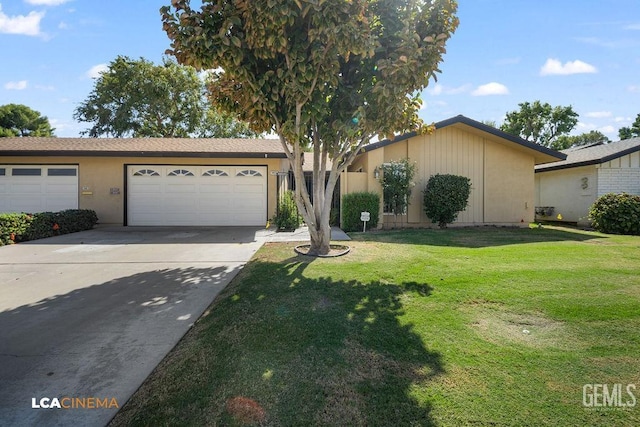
[{"left": 127, "top": 165, "right": 267, "bottom": 226}]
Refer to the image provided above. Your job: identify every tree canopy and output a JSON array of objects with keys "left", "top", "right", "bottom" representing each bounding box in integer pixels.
[
  {"left": 161, "top": 0, "right": 459, "bottom": 254},
  {"left": 552, "top": 130, "right": 610, "bottom": 150},
  {"left": 0, "top": 104, "right": 55, "bottom": 137},
  {"left": 73, "top": 56, "right": 257, "bottom": 138},
  {"left": 618, "top": 114, "right": 640, "bottom": 140},
  {"left": 500, "top": 101, "right": 578, "bottom": 148}
]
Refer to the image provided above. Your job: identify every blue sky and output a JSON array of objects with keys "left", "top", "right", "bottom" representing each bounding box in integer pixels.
[{"left": 1, "top": 0, "right": 639, "bottom": 139}]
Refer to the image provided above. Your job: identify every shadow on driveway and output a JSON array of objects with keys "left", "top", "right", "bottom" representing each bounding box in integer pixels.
[{"left": 0, "top": 265, "right": 240, "bottom": 427}]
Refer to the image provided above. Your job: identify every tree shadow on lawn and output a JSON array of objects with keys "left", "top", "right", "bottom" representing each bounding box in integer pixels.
[
  {"left": 115, "top": 256, "right": 445, "bottom": 426},
  {"left": 350, "top": 225, "right": 606, "bottom": 248}
]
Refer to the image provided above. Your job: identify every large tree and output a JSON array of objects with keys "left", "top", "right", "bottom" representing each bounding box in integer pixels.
[
  {"left": 74, "top": 56, "right": 257, "bottom": 138},
  {"left": 161, "top": 0, "right": 459, "bottom": 255},
  {"left": 618, "top": 114, "right": 640, "bottom": 140},
  {"left": 552, "top": 130, "right": 610, "bottom": 150},
  {"left": 0, "top": 104, "right": 55, "bottom": 137},
  {"left": 500, "top": 101, "right": 578, "bottom": 148}
]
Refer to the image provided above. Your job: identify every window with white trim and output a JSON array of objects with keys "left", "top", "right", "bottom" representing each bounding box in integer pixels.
[
  {"left": 202, "top": 169, "right": 229, "bottom": 177},
  {"left": 236, "top": 169, "right": 262, "bottom": 177},
  {"left": 168, "top": 169, "right": 195, "bottom": 177},
  {"left": 133, "top": 169, "right": 160, "bottom": 177}
]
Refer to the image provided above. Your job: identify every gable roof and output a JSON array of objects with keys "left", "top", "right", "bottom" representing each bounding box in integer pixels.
[
  {"left": 535, "top": 137, "right": 640, "bottom": 172},
  {"left": 361, "top": 115, "right": 566, "bottom": 164},
  {"left": 0, "top": 137, "right": 287, "bottom": 158}
]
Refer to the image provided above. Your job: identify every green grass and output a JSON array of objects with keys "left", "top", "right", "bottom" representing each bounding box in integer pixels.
[{"left": 110, "top": 226, "right": 640, "bottom": 426}]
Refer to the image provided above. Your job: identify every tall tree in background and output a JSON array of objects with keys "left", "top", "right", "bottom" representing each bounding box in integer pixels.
[
  {"left": 0, "top": 104, "right": 55, "bottom": 137},
  {"left": 553, "top": 130, "right": 610, "bottom": 150},
  {"left": 162, "top": 0, "right": 458, "bottom": 255},
  {"left": 500, "top": 101, "right": 578, "bottom": 148},
  {"left": 618, "top": 114, "right": 640, "bottom": 140},
  {"left": 74, "top": 56, "right": 257, "bottom": 138}
]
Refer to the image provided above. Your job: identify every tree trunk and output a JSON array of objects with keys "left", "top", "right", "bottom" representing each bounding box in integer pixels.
[{"left": 307, "top": 219, "right": 331, "bottom": 256}]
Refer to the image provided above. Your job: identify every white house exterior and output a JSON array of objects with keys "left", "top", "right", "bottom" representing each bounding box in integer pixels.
[{"left": 535, "top": 138, "right": 640, "bottom": 223}]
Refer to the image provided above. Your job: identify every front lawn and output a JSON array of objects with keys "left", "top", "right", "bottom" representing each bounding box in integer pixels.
[{"left": 110, "top": 226, "right": 640, "bottom": 426}]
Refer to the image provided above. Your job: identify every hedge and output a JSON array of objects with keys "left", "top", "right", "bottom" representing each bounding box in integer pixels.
[
  {"left": 0, "top": 209, "right": 98, "bottom": 246},
  {"left": 589, "top": 193, "right": 640, "bottom": 235},
  {"left": 341, "top": 192, "right": 380, "bottom": 232}
]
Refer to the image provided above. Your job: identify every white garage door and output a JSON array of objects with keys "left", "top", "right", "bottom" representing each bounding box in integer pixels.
[
  {"left": 127, "top": 165, "right": 267, "bottom": 226},
  {"left": 0, "top": 165, "right": 78, "bottom": 213}
]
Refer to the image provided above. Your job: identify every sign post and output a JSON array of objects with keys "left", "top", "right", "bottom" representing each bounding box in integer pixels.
[{"left": 360, "top": 211, "right": 371, "bottom": 232}]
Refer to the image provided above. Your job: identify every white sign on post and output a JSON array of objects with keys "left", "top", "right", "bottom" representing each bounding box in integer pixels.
[{"left": 360, "top": 211, "right": 371, "bottom": 232}]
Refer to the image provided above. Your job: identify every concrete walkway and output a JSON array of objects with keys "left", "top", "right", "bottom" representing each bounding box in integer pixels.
[{"left": 259, "top": 226, "right": 351, "bottom": 242}]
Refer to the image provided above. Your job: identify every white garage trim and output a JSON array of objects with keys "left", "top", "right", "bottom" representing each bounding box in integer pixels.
[
  {"left": 126, "top": 165, "right": 268, "bottom": 226},
  {"left": 0, "top": 164, "right": 79, "bottom": 213}
]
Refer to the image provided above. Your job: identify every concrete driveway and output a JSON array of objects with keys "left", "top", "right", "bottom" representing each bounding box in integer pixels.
[{"left": 0, "top": 227, "right": 267, "bottom": 427}]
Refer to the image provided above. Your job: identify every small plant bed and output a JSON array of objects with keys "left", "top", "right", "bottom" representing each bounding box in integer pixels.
[{"left": 294, "top": 243, "right": 350, "bottom": 257}]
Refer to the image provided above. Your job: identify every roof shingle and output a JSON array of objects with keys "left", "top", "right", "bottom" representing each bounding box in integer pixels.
[
  {"left": 535, "top": 137, "right": 640, "bottom": 172},
  {"left": 0, "top": 137, "right": 286, "bottom": 158}
]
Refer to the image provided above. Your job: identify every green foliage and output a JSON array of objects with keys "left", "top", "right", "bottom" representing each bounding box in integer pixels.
[
  {"left": 341, "top": 192, "right": 380, "bottom": 232},
  {"left": 423, "top": 174, "right": 471, "bottom": 228},
  {"left": 273, "top": 191, "right": 302, "bottom": 230},
  {"left": 161, "top": 0, "right": 458, "bottom": 254},
  {"left": 618, "top": 113, "right": 640, "bottom": 140},
  {"left": 589, "top": 193, "right": 640, "bottom": 235},
  {"left": 552, "top": 130, "right": 610, "bottom": 150},
  {"left": 378, "top": 159, "right": 416, "bottom": 216},
  {"left": 0, "top": 210, "right": 98, "bottom": 245},
  {"left": 500, "top": 100, "right": 578, "bottom": 147},
  {"left": 0, "top": 103, "right": 55, "bottom": 137},
  {"left": 73, "top": 56, "right": 257, "bottom": 138}
]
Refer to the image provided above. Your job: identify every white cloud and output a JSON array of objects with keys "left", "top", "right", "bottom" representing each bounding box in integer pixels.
[
  {"left": 628, "top": 85, "right": 640, "bottom": 93},
  {"left": 58, "top": 21, "right": 68, "bottom": 29},
  {"left": 0, "top": 4, "right": 44, "bottom": 36},
  {"left": 427, "top": 83, "right": 471, "bottom": 96},
  {"left": 599, "top": 125, "right": 616, "bottom": 134},
  {"left": 624, "top": 23, "right": 640, "bottom": 30},
  {"left": 471, "top": 82, "right": 509, "bottom": 96},
  {"left": 86, "top": 63, "right": 108, "bottom": 79},
  {"left": 539, "top": 58, "right": 597, "bottom": 76},
  {"left": 4, "top": 80, "right": 28, "bottom": 90},
  {"left": 585, "top": 111, "right": 612, "bottom": 118},
  {"left": 25, "top": 0, "right": 70, "bottom": 5}
]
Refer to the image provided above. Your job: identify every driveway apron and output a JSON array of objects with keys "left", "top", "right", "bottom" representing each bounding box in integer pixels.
[{"left": 0, "top": 227, "right": 266, "bottom": 427}]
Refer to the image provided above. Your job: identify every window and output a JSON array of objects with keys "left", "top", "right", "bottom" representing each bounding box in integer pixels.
[
  {"left": 48, "top": 168, "right": 77, "bottom": 176},
  {"left": 236, "top": 169, "right": 262, "bottom": 177},
  {"left": 0, "top": 168, "right": 5, "bottom": 176},
  {"left": 202, "top": 169, "right": 229, "bottom": 177},
  {"left": 12, "top": 168, "right": 41, "bottom": 176},
  {"left": 383, "top": 197, "right": 408, "bottom": 215},
  {"left": 168, "top": 169, "right": 194, "bottom": 177},
  {"left": 133, "top": 169, "right": 160, "bottom": 177}
]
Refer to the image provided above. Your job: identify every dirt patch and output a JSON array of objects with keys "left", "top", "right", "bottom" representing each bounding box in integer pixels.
[{"left": 464, "top": 306, "right": 576, "bottom": 349}]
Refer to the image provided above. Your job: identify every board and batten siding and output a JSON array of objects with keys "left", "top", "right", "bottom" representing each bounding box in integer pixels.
[{"left": 407, "top": 127, "right": 485, "bottom": 224}]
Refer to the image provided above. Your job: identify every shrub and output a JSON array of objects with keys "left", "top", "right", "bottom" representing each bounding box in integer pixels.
[
  {"left": 589, "top": 193, "right": 640, "bottom": 235},
  {"left": 423, "top": 174, "right": 472, "bottom": 228},
  {"left": 378, "top": 159, "right": 416, "bottom": 216},
  {"left": 341, "top": 192, "right": 380, "bottom": 232},
  {"left": 273, "top": 190, "right": 302, "bottom": 231},
  {"left": 0, "top": 209, "right": 98, "bottom": 245}
]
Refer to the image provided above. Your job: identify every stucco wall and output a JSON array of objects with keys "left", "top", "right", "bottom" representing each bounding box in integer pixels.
[
  {"left": 535, "top": 165, "right": 597, "bottom": 223},
  {"left": 0, "top": 155, "right": 282, "bottom": 225}
]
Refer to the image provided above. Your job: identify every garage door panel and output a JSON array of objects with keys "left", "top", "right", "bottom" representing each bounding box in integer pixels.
[
  {"left": 0, "top": 165, "right": 78, "bottom": 213},
  {"left": 128, "top": 165, "right": 266, "bottom": 226}
]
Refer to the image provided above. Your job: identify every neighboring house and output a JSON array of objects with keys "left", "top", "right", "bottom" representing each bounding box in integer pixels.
[
  {"left": 341, "top": 115, "right": 565, "bottom": 228},
  {"left": 535, "top": 137, "right": 640, "bottom": 223},
  {"left": 0, "top": 138, "right": 287, "bottom": 226}
]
